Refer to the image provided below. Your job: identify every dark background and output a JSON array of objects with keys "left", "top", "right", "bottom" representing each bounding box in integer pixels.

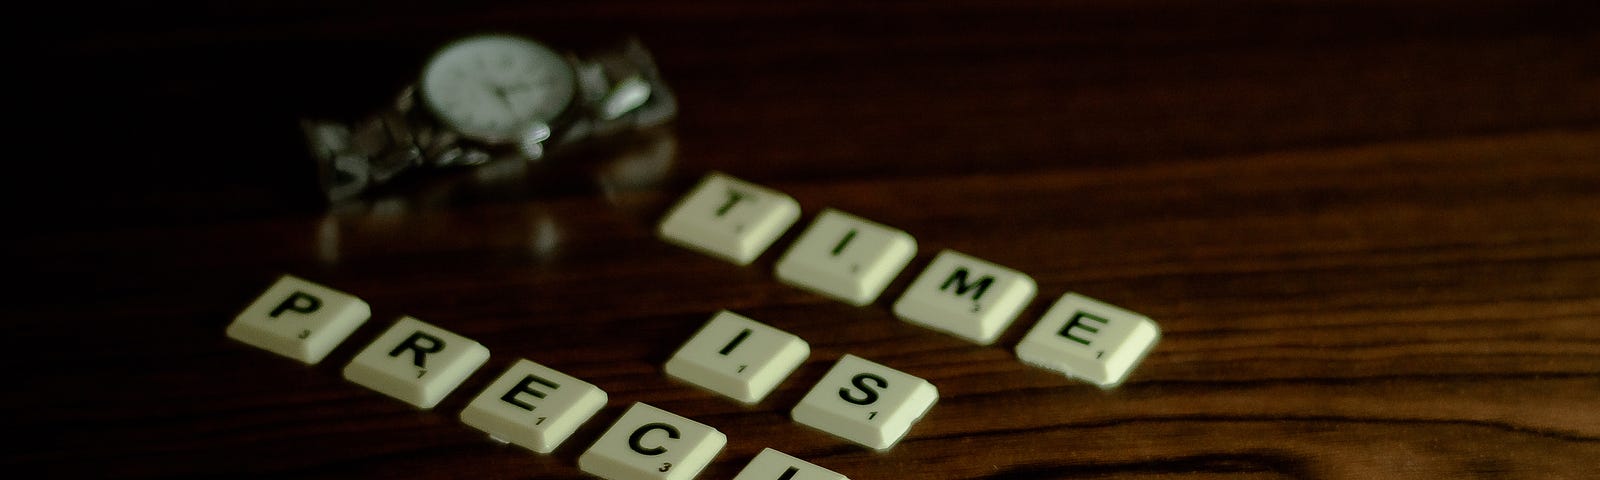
[{"left": 9, "top": 1, "right": 1599, "bottom": 478}]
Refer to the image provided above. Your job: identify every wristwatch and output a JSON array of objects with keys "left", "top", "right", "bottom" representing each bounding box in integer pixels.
[{"left": 301, "top": 34, "right": 676, "bottom": 203}]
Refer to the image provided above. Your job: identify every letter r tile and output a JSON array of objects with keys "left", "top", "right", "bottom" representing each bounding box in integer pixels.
[{"left": 342, "top": 316, "right": 490, "bottom": 409}]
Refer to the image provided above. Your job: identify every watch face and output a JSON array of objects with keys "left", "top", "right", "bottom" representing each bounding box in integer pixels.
[{"left": 420, "top": 35, "right": 576, "bottom": 143}]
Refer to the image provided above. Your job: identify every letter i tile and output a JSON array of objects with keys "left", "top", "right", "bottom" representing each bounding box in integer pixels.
[
  {"left": 775, "top": 209, "right": 917, "bottom": 306},
  {"left": 665, "top": 310, "right": 809, "bottom": 404},
  {"left": 732, "top": 448, "right": 848, "bottom": 480}
]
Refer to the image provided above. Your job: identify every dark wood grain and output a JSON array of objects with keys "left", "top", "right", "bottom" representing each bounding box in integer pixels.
[{"left": 9, "top": 1, "right": 1599, "bottom": 479}]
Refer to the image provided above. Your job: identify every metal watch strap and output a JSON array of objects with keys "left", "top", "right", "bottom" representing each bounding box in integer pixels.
[{"left": 302, "top": 88, "right": 495, "bottom": 203}]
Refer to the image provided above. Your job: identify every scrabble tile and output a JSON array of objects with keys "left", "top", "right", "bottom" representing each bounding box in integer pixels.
[
  {"left": 342, "top": 316, "right": 490, "bottom": 409},
  {"left": 460, "top": 359, "right": 606, "bottom": 453},
  {"left": 579, "top": 402, "right": 727, "bottom": 480},
  {"left": 732, "top": 448, "right": 848, "bottom": 480},
  {"left": 791, "top": 354, "right": 937, "bottom": 451},
  {"left": 892, "top": 250, "right": 1037, "bottom": 345},
  {"left": 665, "top": 310, "right": 809, "bottom": 404},
  {"left": 775, "top": 209, "right": 917, "bottom": 306},
  {"left": 1015, "top": 292, "right": 1160, "bottom": 388},
  {"left": 225, "top": 274, "right": 370, "bottom": 364},
  {"left": 659, "top": 172, "right": 801, "bottom": 265}
]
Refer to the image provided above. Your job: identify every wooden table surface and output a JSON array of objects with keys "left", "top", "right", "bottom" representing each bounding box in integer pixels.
[{"left": 11, "top": 1, "right": 1599, "bottom": 478}]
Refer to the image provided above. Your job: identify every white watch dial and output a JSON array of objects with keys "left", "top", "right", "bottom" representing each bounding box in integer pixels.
[{"left": 420, "top": 35, "right": 577, "bottom": 143}]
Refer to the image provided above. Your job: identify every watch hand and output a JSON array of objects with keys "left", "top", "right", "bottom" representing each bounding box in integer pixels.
[
  {"left": 486, "top": 84, "right": 518, "bottom": 117},
  {"left": 490, "top": 85, "right": 511, "bottom": 105},
  {"left": 493, "top": 83, "right": 531, "bottom": 96}
]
